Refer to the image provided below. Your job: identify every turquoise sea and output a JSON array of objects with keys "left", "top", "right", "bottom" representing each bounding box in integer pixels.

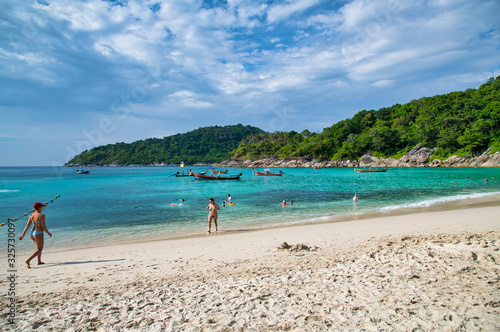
[{"left": 1, "top": 166, "right": 499, "bottom": 254}]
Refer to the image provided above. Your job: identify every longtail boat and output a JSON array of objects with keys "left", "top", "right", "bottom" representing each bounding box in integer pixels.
[
  {"left": 76, "top": 168, "right": 90, "bottom": 174},
  {"left": 175, "top": 171, "right": 191, "bottom": 177},
  {"left": 209, "top": 167, "right": 228, "bottom": 174},
  {"left": 192, "top": 171, "right": 242, "bottom": 180},
  {"left": 252, "top": 168, "right": 283, "bottom": 176},
  {"left": 174, "top": 170, "right": 207, "bottom": 177},
  {"left": 354, "top": 167, "right": 388, "bottom": 173}
]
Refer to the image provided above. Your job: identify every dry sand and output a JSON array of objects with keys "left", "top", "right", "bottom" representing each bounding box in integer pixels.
[{"left": 1, "top": 196, "right": 500, "bottom": 331}]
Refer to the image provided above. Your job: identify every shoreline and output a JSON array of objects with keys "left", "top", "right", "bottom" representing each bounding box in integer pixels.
[
  {"left": 1, "top": 197, "right": 500, "bottom": 330},
  {"left": 62, "top": 163, "right": 500, "bottom": 168},
  {"left": 5, "top": 195, "right": 500, "bottom": 289},
  {"left": 8, "top": 192, "right": 500, "bottom": 255}
]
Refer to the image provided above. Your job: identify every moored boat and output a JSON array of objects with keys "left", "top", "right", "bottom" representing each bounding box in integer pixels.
[
  {"left": 174, "top": 171, "right": 192, "bottom": 177},
  {"left": 354, "top": 167, "right": 388, "bottom": 173},
  {"left": 252, "top": 168, "right": 283, "bottom": 176},
  {"left": 76, "top": 168, "right": 91, "bottom": 174},
  {"left": 209, "top": 167, "right": 228, "bottom": 174},
  {"left": 192, "top": 171, "right": 242, "bottom": 180},
  {"left": 174, "top": 170, "right": 207, "bottom": 177}
]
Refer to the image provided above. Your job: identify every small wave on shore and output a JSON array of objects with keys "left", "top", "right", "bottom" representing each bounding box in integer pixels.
[{"left": 380, "top": 191, "right": 500, "bottom": 212}]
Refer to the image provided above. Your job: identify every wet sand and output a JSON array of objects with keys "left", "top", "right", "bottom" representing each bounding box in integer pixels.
[{"left": 1, "top": 196, "right": 500, "bottom": 331}]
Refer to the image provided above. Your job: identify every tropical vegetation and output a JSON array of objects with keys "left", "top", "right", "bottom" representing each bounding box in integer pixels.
[
  {"left": 231, "top": 76, "right": 500, "bottom": 161},
  {"left": 68, "top": 124, "right": 264, "bottom": 165}
]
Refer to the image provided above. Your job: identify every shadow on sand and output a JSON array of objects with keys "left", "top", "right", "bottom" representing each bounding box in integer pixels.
[{"left": 36, "top": 259, "right": 125, "bottom": 268}]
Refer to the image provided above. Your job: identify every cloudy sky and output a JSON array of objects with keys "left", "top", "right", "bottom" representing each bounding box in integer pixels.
[{"left": 1, "top": 0, "right": 499, "bottom": 166}]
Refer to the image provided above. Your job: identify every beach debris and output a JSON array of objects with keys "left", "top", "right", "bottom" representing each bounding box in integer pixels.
[
  {"left": 464, "top": 252, "right": 478, "bottom": 261},
  {"left": 290, "top": 244, "right": 310, "bottom": 252},
  {"left": 276, "top": 242, "right": 319, "bottom": 252},
  {"left": 277, "top": 242, "right": 291, "bottom": 250}
]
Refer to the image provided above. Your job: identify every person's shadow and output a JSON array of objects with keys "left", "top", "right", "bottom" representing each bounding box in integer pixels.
[{"left": 37, "top": 259, "right": 125, "bottom": 267}]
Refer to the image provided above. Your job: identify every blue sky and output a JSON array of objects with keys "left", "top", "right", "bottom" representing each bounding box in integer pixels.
[{"left": 1, "top": 0, "right": 499, "bottom": 166}]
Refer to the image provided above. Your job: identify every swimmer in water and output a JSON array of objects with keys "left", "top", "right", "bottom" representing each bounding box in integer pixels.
[{"left": 353, "top": 193, "right": 359, "bottom": 202}]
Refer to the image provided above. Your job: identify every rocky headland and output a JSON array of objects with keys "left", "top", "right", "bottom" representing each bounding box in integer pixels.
[
  {"left": 217, "top": 146, "right": 500, "bottom": 168},
  {"left": 65, "top": 146, "right": 500, "bottom": 168}
]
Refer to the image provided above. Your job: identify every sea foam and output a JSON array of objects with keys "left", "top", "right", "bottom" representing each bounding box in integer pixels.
[{"left": 380, "top": 191, "right": 500, "bottom": 212}]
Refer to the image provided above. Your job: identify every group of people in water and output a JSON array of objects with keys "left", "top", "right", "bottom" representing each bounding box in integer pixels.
[{"left": 20, "top": 191, "right": 362, "bottom": 267}]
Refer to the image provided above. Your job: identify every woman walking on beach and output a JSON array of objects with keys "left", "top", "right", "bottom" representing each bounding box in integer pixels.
[
  {"left": 206, "top": 198, "right": 220, "bottom": 233},
  {"left": 19, "top": 202, "right": 52, "bottom": 268}
]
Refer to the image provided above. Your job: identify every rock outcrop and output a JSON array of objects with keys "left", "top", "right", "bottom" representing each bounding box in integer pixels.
[
  {"left": 217, "top": 146, "right": 500, "bottom": 168},
  {"left": 218, "top": 157, "right": 360, "bottom": 168}
]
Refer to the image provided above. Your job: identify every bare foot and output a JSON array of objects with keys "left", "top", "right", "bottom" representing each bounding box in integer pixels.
[
  {"left": 207, "top": 230, "right": 211, "bottom": 233},
  {"left": 26, "top": 261, "right": 31, "bottom": 269},
  {"left": 38, "top": 262, "right": 45, "bottom": 265}
]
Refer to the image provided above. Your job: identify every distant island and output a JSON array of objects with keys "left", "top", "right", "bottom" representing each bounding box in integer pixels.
[
  {"left": 67, "top": 124, "right": 264, "bottom": 166},
  {"left": 68, "top": 76, "right": 499, "bottom": 167}
]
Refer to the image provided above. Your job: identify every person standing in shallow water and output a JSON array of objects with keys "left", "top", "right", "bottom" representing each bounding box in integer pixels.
[
  {"left": 206, "top": 198, "right": 220, "bottom": 233},
  {"left": 19, "top": 202, "right": 52, "bottom": 268},
  {"left": 353, "top": 193, "right": 359, "bottom": 202}
]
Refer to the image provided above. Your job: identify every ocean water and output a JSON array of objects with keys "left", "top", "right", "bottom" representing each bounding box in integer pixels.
[{"left": 1, "top": 166, "right": 499, "bottom": 253}]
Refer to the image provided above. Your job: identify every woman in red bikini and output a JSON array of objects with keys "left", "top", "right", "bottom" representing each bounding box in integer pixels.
[
  {"left": 206, "top": 198, "right": 220, "bottom": 233},
  {"left": 19, "top": 202, "right": 52, "bottom": 268}
]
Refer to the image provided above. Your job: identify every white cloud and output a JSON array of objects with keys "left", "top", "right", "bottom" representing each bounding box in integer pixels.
[
  {"left": 371, "top": 79, "right": 394, "bottom": 87},
  {"left": 93, "top": 42, "right": 114, "bottom": 56},
  {"left": 267, "top": 0, "right": 320, "bottom": 23},
  {"left": 43, "top": 0, "right": 118, "bottom": 31},
  {"left": 169, "top": 90, "right": 196, "bottom": 99},
  {"left": 168, "top": 90, "right": 214, "bottom": 108}
]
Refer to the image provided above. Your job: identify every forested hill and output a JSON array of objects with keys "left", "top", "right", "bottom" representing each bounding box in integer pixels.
[
  {"left": 67, "top": 124, "right": 264, "bottom": 165},
  {"left": 69, "top": 77, "right": 500, "bottom": 166},
  {"left": 231, "top": 76, "right": 500, "bottom": 161}
]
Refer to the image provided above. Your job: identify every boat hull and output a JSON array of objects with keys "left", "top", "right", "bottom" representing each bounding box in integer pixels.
[
  {"left": 192, "top": 171, "right": 241, "bottom": 180},
  {"left": 354, "top": 167, "right": 388, "bottom": 173},
  {"left": 174, "top": 170, "right": 207, "bottom": 177},
  {"left": 252, "top": 168, "right": 283, "bottom": 176}
]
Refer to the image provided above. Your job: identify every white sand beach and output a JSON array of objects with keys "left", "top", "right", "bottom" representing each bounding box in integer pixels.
[{"left": 2, "top": 195, "right": 500, "bottom": 331}]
